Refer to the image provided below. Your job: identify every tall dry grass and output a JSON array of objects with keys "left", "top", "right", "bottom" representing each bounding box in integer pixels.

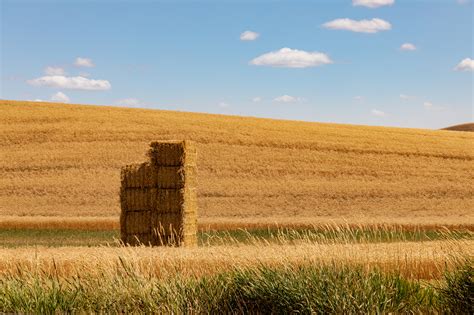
[{"left": 0, "top": 233, "right": 471, "bottom": 280}]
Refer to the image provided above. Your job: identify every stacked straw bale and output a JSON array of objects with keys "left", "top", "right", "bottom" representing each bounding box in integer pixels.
[{"left": 120, "top": 141, "right": 197, "bottom": 246}]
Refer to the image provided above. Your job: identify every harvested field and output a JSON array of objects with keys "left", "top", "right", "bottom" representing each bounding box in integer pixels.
[{"left": 1, "top": 100, "right": 473, "bottom": 228}]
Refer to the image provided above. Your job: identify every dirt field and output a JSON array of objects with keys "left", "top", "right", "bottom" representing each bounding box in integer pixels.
[{"left": 1, "top": 100, "right": 473, "bottom": 227}]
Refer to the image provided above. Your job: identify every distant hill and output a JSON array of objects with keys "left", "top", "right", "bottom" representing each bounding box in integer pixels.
[{"left": 442, "top": 123, "right": 474, "bottom": 132}]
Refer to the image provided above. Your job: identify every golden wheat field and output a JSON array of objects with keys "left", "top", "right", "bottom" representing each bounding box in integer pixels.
[{"left": 1, "top": 100, "right": 473, "bottom": 228}]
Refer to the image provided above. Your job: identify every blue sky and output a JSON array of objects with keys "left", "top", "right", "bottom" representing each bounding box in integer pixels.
[{"left": 1, "top": 0, "right": 472, "bottom": 129}]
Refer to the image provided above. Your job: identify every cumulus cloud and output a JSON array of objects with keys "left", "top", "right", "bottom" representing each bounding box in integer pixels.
[
  {"left": 51, "top": 92, "right": 70, "bottom": 103},
  {"left": 400, "top": 43, "right": 416, "bottom": 51},
  {"left": 45, "top": 66, "right": 66, "bottom": 76},
  {"left": 352, "top": 0, "right": 394, "bottom": 8},
  {"left": 74, "top": 57, "right": 94, "bottom": 68},
  {"left": 117, "top": 98, "right": 140, "bottom": 107},
  {"left": 353, "top": 96, "right": 364, "bottom": 101},
  {"left": 400, "top": 94, "right": 411, "bottom": 100},
  {"left": 454, "top": 58, "right": 474, "bottom": 71},
  {"left": 29, "top": 92, "right": 70, "bottom": 103},
  {"left": 371, "top": 109, "right": 386, "bottom": 117},
  {"left": 250, "top": 48, "right": 332, "bottom": 68},
  {"left": 240, "top": 31, "right": 260, "bottom": 41},
  {"left": 273, "top": 95, "right": 304, "bottom": 103},
  {"left": 423, "top": 101, "right": 445, "bottom": 111},
  {"left": 252, "top": 97, "right": 262, "bottom": 102},
  {"left": 218, "top": 102, "right": 230, "bottom": 108},
  {"left": 27, "top": 75, "right": 111, "bottom": 91},
  {"left": 423, "top": 102, "right": 433, "bottom": 109},
  {"left": 323, "top": 18, "right": 391, "bottom": 33}
]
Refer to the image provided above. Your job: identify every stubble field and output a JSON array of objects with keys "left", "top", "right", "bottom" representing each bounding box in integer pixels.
[{"left": 1, "top": 100, "right": 473, "bottom": 227}]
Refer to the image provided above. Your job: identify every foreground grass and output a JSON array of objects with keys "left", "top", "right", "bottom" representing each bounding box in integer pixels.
[
  {"left": 1, "top": 226, "right": 471, "bottom": 313},
  {"left": 1, "top": 261, "right": 472, "bottom": 314},
  {"left": 1, "top": 225, "right": 471, "bottom": 247}
]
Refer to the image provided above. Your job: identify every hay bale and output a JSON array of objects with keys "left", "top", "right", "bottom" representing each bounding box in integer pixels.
[
  {"left": 123, "top": 233, "right": 153, "bottom": 246},
  {"left": 148, "top": 140, "right": 197, "bottom": 167},
  {"left": 156, "top": 166, "right": 184, "bottom": 189},
  {"left": 120, "top": 140, "right": 198, "bottom": 247},
  {"left": 150, "top": 212, "right": 182, "bottom": 245},
  {"left": 125, "top": 211, "right": 151, "bottom": 234},
  {"left": 154, "top": 189, "right": 182, "bottom": 213},
  {"left": 121, "top": 163, "right": 158, "bottom": 188},
  {"left": 119, "top": 187, "right": 128, "bottom": 238},
  {"left": 121, "top": 163, "right": 192, "bottom": 189},
  {"left": 120, "top": 188, "right": 157, "bottom": 212}
]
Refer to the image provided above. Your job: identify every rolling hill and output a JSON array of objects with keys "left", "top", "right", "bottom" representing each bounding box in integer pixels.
[
  {"left": 442, "top": 123, "right": 474, "bottom": 132},
  {"left": 1, "top": 100, "right": 473, "bottom": 227}
]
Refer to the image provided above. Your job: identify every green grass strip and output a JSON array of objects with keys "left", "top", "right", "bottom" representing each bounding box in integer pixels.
[{"left": 0, "top": 227, "right": 472, "bottom": 247}]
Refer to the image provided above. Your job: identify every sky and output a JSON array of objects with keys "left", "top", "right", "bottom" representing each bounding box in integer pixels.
[{"left": 1, "top": 0, "right": 473, "bottom": 129}]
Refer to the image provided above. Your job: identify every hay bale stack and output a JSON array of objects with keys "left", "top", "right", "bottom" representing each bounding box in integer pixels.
[{"left": 120, "top": 141, "right": 197, "bottom": 246}]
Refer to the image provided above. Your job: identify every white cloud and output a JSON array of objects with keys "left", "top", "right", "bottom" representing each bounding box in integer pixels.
[
  {"left": 51, "top": 92, "right": 70, "bottom": 103},
  {"left": 45, "top": 66, "right": 66, "bottom": 76},
  {"left": 454, "top": 58, "right": 474, "bottom": 71},
  {"left": 252, "top": 97, "right": 262, "bottom": 102},
  {"left": 117, "top": 98, "right": 140, "bottom": 107},
  {"left": 240, "top": 31, "right": 260, "bottom": 41},
  {"left": 218, "top": 102, "right": 230, "bottom": 108},
  {"left": 400, "top": 43, "right": 416, "bottom": 51},
  {"left": 353, "top": 95, "right": 364, "bottom": 101},
  {"left": 371, "top": 109, "right": 386, "bottom": 117},
  {"left": 400, "top": 94, "right": 411, "bottom": 100},
  {"left": 74, "top": 57, "right": 94, "bottom": 68},
  {"left": 250, "top": 48, "right": 332, "bottom": 68},
  {"left": 423, "top": 102, "right": 433, "bottom": 109},
  {"left": 273, "top": 95, "right": 304, "bottom": 103},
  {"left": 352, "top": 0, "right": 394, "bottom": 8},
  {"left": 423, "top": 101, "right": 446, "bottom": 111},
  {"left": 27, "top": 75, "right": 111, "bottom": 90},
  {"left": 323, "top": 18, "right": 391, "bottom": 33}
]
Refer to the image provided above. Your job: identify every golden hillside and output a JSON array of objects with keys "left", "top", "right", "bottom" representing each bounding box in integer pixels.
[{"left": 1, "top": 100, "right": 473, "bottom": 226}]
